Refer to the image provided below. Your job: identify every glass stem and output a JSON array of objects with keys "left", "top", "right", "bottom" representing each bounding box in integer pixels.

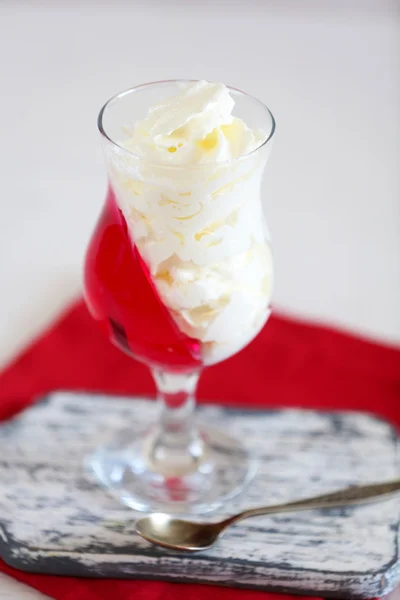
[{"left": 147, "top": 369, "right": 205, "bottom": 477}]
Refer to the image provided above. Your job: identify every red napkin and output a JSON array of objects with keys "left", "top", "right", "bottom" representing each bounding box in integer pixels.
[{"left": 0, "top": 300, "right": 399, "bottom": 600}]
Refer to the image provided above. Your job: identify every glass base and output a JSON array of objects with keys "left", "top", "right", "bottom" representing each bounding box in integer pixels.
[{"left": 86, "top": 427, "right": 257, "bottom": 514}]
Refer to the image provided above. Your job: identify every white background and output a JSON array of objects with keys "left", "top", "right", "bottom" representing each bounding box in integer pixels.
[{"left": 0, "top": 1, "right": 399, "bottom": 597}]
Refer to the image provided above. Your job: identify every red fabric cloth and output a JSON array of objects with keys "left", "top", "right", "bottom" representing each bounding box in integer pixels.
[{"left": 0, "top": 300, "right": 399, "bottom": 600}]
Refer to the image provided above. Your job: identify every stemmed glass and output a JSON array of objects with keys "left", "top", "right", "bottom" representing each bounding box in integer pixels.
[{"left": 84, "top": 80, "right": 275, "bottom": 513}]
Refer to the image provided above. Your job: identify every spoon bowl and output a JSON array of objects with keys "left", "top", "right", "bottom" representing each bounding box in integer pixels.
[{"left": 136, "top": 513, "right": 222, "bottom": 551}]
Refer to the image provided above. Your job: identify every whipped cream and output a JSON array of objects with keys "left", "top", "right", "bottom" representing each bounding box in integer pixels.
[
  {"left": 123, "top": 81, "right": 265, "bottom": 165},
  {"left": 105, "top": 80, "right": 273, "bottom": 365}
]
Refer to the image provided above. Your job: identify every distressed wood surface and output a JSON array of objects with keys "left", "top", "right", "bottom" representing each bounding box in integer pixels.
[{"left": 0, "top": 392, "right": 399, "bottom": 599}]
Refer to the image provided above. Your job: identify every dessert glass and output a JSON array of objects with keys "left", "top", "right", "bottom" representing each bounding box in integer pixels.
[{"left": 84, "top": 81, "right": 275, "bottom": 513}]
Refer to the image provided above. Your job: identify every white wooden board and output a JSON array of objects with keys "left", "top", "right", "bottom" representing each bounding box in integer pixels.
[{"left": 0, "top": 392, "right": 399, "bottom": 598}]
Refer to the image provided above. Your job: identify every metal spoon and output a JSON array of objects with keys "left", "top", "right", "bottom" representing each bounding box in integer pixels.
[{"left": 135, "top": 479, "right": 400, "bottom": 551}]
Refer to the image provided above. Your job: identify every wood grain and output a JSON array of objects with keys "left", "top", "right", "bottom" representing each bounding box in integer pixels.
[{"left": 0, "top": 392, "right": 399, "bottom": 599}]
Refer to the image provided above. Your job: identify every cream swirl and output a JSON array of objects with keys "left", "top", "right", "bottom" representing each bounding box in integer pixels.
[
  {"left": 106, "top": 81, "right": 273, "bottom": 365},
  {"left": 122, "top": 80, "right": 265, "bottom": 165}
]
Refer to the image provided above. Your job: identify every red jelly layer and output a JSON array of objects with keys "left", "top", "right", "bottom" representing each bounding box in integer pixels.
[{"left": 84, "top": 186, "right": 202, "bottom": 372}]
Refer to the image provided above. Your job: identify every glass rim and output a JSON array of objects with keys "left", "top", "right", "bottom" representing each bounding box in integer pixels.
[{"left": 97, "top": 79, "right": 276, "bottom": 170}]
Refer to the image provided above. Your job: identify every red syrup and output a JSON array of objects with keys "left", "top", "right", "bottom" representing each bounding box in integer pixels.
[{"left": 84, "top": 186, "right": 202, "bottom": 372}]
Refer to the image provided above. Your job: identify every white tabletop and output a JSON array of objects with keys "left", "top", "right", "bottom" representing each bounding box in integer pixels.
[{"left": 0, "top": 1, "right": 399, "bottom": 598}]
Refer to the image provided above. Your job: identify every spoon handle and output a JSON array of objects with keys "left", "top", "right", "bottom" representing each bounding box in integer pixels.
[{"left": 228, "top": 479, "right": 400, "bottom": 525}]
